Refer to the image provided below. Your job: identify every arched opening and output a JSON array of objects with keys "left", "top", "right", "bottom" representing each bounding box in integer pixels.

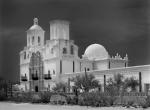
[
  {"left": 24, "top": 52, "right": 26, "bottom": 59},
  {"left": 35, "top": 86, "right": 38, "bottom": 92},
  {"left": 63, "top": 47, "right": 67, "bottom": 54},
  {"left": 38, "top": 36, "right": 40, "bottom": 44},
  {"left": 71, "top": 45, "right": 74, "bottom": 55},
  {"left": 32, "top": 36, "right": 34, "bottom": 45}
]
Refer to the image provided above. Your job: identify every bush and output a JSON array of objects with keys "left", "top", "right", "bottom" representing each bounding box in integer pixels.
[
  {"left": 78, "top": 92, "right": 110, "bottom": 107},
  {"left": 66, "top": 95, "right": 78, "bottom": 105},
  {"left": 0, "top": 90, "right": 7, "bottom": 101},
  {"left": 31, "top": 94, "right": 41, "bottom": 103},
  {"left": 50, "top": 94, "right": 67, "bottom": 105},
  {"left": 40, "top": 92, "right": 51, "bottom": 103},
  {"left": 10, "top": 92, "right": 32, "bottom": 103}
]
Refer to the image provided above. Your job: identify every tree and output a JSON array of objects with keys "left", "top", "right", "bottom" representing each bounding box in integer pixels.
[
  {"left": 72, "top": 74, "right": 100, "bottom": 92},
  {"left": 124, "top": 77, "right": 139, "bottom": 92},
  {"left": 52, "top": 82, "right": 67, "bottom": 92},
  {"left": 106, "top": 74, "right": 124, "bottom": 93}
]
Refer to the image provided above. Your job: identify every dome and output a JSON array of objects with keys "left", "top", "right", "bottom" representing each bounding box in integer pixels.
[
  {"left": 28, "top": 18, "right": 44, "bottom": 31},
  {"left": 84, "top": 44, "right": 109, "bottom": 60},
  {"left": 29, "top": 25, "right": 43, "bottom": 31}
]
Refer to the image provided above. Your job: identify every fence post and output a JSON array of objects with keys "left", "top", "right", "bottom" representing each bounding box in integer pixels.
[
  {"left": 104, "top": 75, "right": 106, "bottom": 92},
  {"left": 139, "top": 72, "right": 142, "bottom": 92}
]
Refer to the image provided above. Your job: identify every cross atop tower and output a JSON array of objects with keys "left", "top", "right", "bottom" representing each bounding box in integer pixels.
[{"left": 34, "top": 18, "right": 38, "bottom": 25}]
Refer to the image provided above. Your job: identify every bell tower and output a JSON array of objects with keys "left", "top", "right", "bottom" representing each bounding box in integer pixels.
[
  {"left": 27, "top": 18, "right": 45, "bottom": 47},
  {"left": 50, "top": 20, "right": 70, "bottom": 40}
]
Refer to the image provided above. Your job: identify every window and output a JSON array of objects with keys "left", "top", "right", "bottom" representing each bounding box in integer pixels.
[
  {"left": 60, "top": 60, "right": 62, "bottom": 73},
  {"left": 108, "top": 61, "right": 110, "bottom": 69},
  {"left": 63, "top": 48, "right": 67, "bottom": 54},
  {"left": 24, "top": 52, "right": 26, "bottom": 59},
  {"left": 38, "top": 36, "right": 40, "bottom": 44},
  {"left": 28, "top": 38, "right": 30, "bottom": 44},
  {"left": 87, "top": 68, "right": 90, "bottom": 71},
  {"left": 71, "top": 45, "right": 74, "bottom": 55},
  {"left": 48, "top": 70, "right": 50, "bottom": 74},
  {"left": 73, "top": 61, "right": 75, "bottom": 72},
  {"left": 32, "top": 36, "right": 34, "bottom": 44},
  {"left": 51, "top": 48, "right": 53, "bottom": 54},
  {"left": 53, "top": 70, "right": 55, "bottom": 75},
  {"left": 65, "top": 40, "right": 67, "bottom": 46}
]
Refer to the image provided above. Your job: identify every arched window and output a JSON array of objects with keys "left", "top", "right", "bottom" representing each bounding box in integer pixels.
[
  {"left": 28, "top": 38, "right": 30, "bottom": 44},
  {"left": 71, "top": 45, "right": 74, "bottom": 55},
  {"left": 38, "top": 36, "right": 40, "bottom": 44},
  {"left": 48, "top": 70, "right": 50, "bottom": 74},
  {"left": 51, "top": 48, "right": 53, "bottom": 54},
  {"left": 63, "top": 48, "right": 67, "bottom": 54},
  {"left": 53, "top": 70, "right": 55, "bottom": 75},
  {"left": 32, "top": 36, "right": 34, "bottom": 44},
  {"left": 24, "top": 52, "right": 26, "bottom": 59}
]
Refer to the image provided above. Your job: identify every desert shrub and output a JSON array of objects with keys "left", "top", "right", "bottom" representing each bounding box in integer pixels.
[
  {"left": 145, "top": 96, "right": 150, "bottom": 107},
  {"left": 127, "top": 100, "right": 134, "bottom": 106},
  {"left": 66, "top": 95, "right": 78, "bottom": 105},
  {"left": 0, "top": 90, "right": 7, "bottom": 101},
  {"left": 40, "top": 92, "right": 51, "bottom": 103},
  {"left": 78, "top": 92, "right": 110, "bottom": 107},
  {"left": 50, "top": 94, "right": 67, "bottom": 105},
  {"left": 10, "top": 92, "right": 32, "bottom": 102},
  {"left": 31, "top": 94, "right": 41, "bottom": 103}
]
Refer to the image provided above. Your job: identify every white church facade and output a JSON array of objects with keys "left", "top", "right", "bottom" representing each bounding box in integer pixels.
[{"left": 20, "top": 18, "right": 150, "bottom": 92}]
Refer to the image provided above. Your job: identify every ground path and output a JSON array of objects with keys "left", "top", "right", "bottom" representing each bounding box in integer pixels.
[{"left": 0, "top": 102, "right": 148, "bottom": 110}]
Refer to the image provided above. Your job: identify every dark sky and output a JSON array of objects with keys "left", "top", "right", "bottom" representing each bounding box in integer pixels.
[{"left": 1, "top": 0, "right": 150, "bottom": 81}]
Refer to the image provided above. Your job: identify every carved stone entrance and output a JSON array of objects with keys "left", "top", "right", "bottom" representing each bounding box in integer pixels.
[{"left": 29, "top": 51, "right": 44, "bottom": 92}]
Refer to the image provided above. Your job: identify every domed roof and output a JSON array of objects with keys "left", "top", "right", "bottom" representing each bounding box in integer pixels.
[
  {"left": 28, "top": 18, "right": 44, "bottom": 31},
  {"left": 29, "top": 25, "right": 43, "bottom": 30},
  {"left": 84, "top": 44, "right": 109, "bottom": 60}
]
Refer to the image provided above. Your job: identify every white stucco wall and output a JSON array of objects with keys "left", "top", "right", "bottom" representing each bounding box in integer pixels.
[
  {"left": 62, "top": 60, "right": 73, "bottom": 74},
  {"left": 20, "top": 64, "right": 29, "bottom": 80},
  {"left": 110, "top": 60, "right": 126, "bottom": 69},
  {"left": 94, "top": 60, "right": 108, "bottom": 70}
]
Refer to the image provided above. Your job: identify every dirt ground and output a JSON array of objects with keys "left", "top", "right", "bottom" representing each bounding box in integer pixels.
[{"left": 0, "top": 102, "right": 148, "bottom": 110}]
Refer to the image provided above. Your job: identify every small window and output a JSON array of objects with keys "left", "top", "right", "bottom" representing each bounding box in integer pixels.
[
  {"left": 63, "top": 48, "right": 67, "bottom": 54},
  {"left": 48, "top": 70, "right": 50, "bottom": 74},
  {"left": 53, "top": 70, "right": 55, "bottom": 75},
  {"left": 51, "top": 48, "right": 53, "bottom": 54},
  {"left": 71, "top": 45, "right": 74, "bottom": 55},
  {"left": 38, "top": 36, "right": 40, "bottom": 44},
  {"left": 24, "top": 52, "right": 26, "bottom": 59},
  {"left": 87, "top": 68, "right": 90, "bottom": 71},
  {"left": 28, "top": 38, "right": 30, "bottom": 44},
  {"left": 65, "top": 40, "right": 67, "bottom": 46},
  {"left": 32, "top": 36, "right": 34, "bottom": 44},
  {"left": 36, "top": 70, "right": 38, "bottom": 75}
]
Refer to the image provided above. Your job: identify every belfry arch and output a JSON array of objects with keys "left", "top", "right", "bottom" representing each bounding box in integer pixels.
[{"left": 29, "top": 51, "right": 44, "bottom": 92}]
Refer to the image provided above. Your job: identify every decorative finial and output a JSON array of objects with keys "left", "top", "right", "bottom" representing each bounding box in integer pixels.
[
  {"left": 116, "top": 53, "right": 119, "bottom": 56},
  {"left": 34, "top": 18, "right": 38, "bottom": 25}
]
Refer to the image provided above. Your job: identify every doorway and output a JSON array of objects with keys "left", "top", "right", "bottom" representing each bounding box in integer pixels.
[{"left": 35, "top": 86, "right": 38, "bottom": 92}]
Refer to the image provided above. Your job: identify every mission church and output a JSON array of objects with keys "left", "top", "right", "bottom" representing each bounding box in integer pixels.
[{"left": 20, "top": 18, "right": 150, "bottom": 92}]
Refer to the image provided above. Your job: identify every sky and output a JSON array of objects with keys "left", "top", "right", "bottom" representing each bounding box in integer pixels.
[{"left": 0, "top": 0, "right": 150, "bottom": 81}]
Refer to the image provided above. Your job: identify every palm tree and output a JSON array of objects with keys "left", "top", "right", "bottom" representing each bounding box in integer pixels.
[
  {"left": 124, "top": 77, "right": 139, "bottom": 92},
  {"left": 107, "top": 74, "right": 124, "bottom": 93},
  {"left": 72, "top": 74, "right": 100, "bottom": 92}
]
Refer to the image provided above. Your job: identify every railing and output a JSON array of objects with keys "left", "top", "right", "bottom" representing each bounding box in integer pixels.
[
  {"left": 21, "top": 76, "right": 27, "bottom": 81},
  {"left": 44, "top": 74, "right": 51, "bottom": 80},
  {"left": 32, "top": 74, "right": 38, "bottom": 80}
]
